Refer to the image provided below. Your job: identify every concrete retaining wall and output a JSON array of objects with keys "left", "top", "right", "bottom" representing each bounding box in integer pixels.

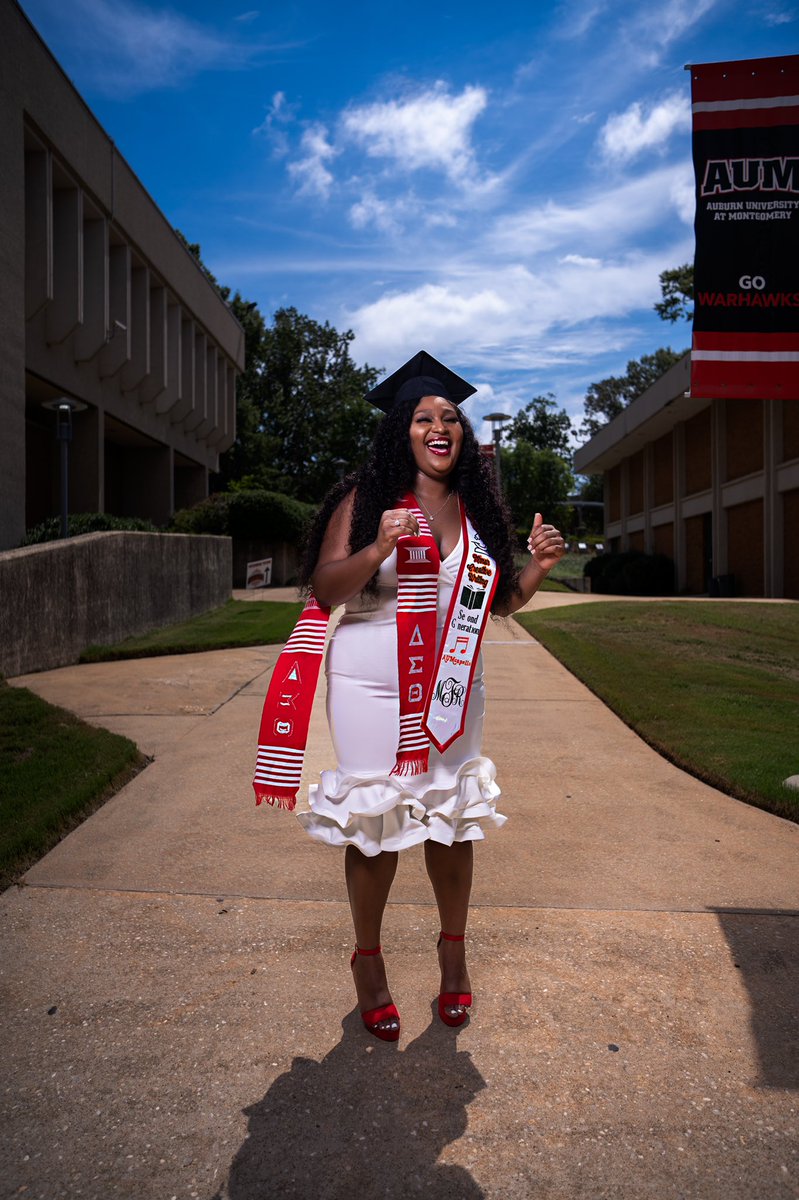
[
  {"left": 232, "top": 540, "right": 301, "bottom": 588},
  {"left": 0, "top": 532, "right": 231, "bottom": 676}
]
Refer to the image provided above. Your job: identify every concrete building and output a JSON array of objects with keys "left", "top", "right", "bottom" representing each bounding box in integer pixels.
[
  {"left": 573, "top": 353, "right": 799, "bottom": 598},
  {"left": 0, "top": 1, "right": 244, "bottom": 552}
]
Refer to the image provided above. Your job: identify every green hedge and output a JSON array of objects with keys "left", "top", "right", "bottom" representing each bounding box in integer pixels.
[
  {"left": 171, "top": 489, "right": 316, "bottom": 544},
  {"left": 584, "top": 551, "right": 675, "bottom": 596},
  {"left": 22, "top": 512, "right": 160, "bottom": 546}
]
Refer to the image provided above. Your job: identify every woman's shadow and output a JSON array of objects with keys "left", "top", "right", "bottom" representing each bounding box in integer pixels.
[{"left": 211, "top": 1006, "right": 486, "bottom": 1199}]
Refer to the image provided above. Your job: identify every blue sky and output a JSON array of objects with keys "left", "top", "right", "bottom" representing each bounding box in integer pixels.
[{"left": 19, "top": 0, "right": 797, "bottom": 439}]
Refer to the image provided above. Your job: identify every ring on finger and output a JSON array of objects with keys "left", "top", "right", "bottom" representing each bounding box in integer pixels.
[{"left": 394, "top": 518, "right": 400, "bottom": 527}]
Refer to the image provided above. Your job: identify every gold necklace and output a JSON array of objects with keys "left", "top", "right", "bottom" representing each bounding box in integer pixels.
[{"left": 414, "top": 490, "right": 454, "bottom": 523}]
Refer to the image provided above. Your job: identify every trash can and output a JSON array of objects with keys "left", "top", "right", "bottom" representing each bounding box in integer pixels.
[{"left": 710, "top": 573, "right": 735, "bottom": 598}]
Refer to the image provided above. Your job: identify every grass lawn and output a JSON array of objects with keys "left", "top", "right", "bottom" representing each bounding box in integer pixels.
[
  {"left": 80, "top": 599, "right": 305, "bottom": 662},
  {"left": 513, "top": 554, "right": 572, "bottom": 592},
  {"left": 515, "top": 601, "right": 799, "bottom": 823},
  {"left": 0, "top": 680, "right": 145, "bottom": 890}
]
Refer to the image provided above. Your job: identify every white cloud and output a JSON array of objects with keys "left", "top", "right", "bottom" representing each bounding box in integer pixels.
[
  {"left": 488, "top": 165, "right": 690, "bottom": 258},
  {"left": 253, "top": 90, "right": 287, "bottom": 133},
  {"left": 554, "top": 1, "right": 610, "bottom": 40},
  {"left": 560, "top": 254, "right": 602, "bottom": 267},
  {"left": 598, "top": 92, "right": 691, "bottom": 164},
  {"left": 347, "top": 251, "right": 673, "bottom": 371},
  {"left": 287, "top": 125, "right": 337, "bottom": 200},
  {"left": 252, "top": 90, "right": 297, "bottom": 156},
  {"left": 619, "top": 0, "right": 718, "bottom": 66},
  {"left": 669, "top": 165, "right": 696, "bottom": 225},
  {"left": 763, "top": 4, "right": 796, "bottom": 23},
  {"left": 349, "top": 191, "right": 403, "bottom": 235},
  {"left": 341, "top": 83, "right": 489, "bottom": 182},
  {"left": 34, "top": 0, "right": 269, "bottom": 94}
]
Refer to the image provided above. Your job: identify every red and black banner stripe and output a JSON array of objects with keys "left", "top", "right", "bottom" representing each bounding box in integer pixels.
[{"left": 690, "top": 55, "right": 799, "bottom": 399}]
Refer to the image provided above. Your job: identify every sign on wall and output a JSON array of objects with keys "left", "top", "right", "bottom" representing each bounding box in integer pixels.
[{"left": 690, "top": 55, "right": 799, "bottom": 400}]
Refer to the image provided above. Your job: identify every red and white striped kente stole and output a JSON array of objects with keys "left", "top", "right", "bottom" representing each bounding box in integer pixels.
[
  {"left": 390, "top": 494, "right": 440, "bottom": 777},
  {"left": 252, "top": 494, "right": 498, "bottom": 808},
  {"left": 253, "top": 595, "right": 331, "bottom": 809}
]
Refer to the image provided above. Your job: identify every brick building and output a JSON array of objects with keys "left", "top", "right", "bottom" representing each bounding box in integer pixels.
[{"left": 573, "top": 353, "right": 799, "bottom": 598}]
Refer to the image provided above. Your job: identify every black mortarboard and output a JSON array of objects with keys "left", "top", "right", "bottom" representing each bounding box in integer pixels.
[{"left": 365, "top": 350, "right": 477, "bottom": 414}]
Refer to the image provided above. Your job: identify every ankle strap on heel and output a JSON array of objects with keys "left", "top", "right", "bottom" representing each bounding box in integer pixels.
[
  {"left": 439, "top": 931, "right": 465, "bottom": 942},
  {"left": 353, "top": 944, "right": 382, "bottom": 956}
]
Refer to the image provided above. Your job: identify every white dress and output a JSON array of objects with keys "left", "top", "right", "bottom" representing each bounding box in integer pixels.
[{"left": 296, "top": 535, "right": 507, "bottom": 855}]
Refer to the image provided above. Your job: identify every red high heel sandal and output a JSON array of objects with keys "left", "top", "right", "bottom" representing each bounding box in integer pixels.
[
  {"left": 350, "top": 944, "right": 400, "bottom": 1042},
  {"left": 437, "top": 932, "right": 472, "bottom": 1027}
]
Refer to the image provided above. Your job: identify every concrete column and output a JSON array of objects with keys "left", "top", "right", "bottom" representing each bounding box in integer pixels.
[
  {"left": 195, "top": 342, "right": 216, "bottom": 438},
  {"left": 673, "top": 421, "right": 686, "bottom": 589},
  {"left": 164, "top": 316, "right": 194, "bottom": 422},
  {"left": 24, "top": 147, "right": 52, "bottom": 320},
  {"left": 74, "top": 216, "right": 108, "bottom": 361},
  {"left": 643, "top": 444, "right": 653, "bottom": 553},
  {"left": 46, "top": 185, "right": 83, "bottom": 344},
  {"left": 207, "top": 356, "right": 228, "bottom": 447},
  {"left": 619, "top": 459, "right": 629, "bottom": 549},
  {"left": 218, "top": 363, "right": 236, "bottom": 453},
  {"left": 99, "top": 242, "right": 131, "bottom": 377},
  {"left": 181, "top": 327, "right": 206, "bottom": 431},
  {"left": 711, "top": 399, "right": 727, "bottom": 576},
  {"left": 764, "top": 399, "right": 780, "bottom": 597},
  {"left": 121, "top": 264, "right": 149, "bottom": 392},
  {"left": 139, "top": 283, "right": 167, "bottom": 405},
  {"left": 1, "top": 109, "right": 28, "bottom": 549},
  {"left": 206, "top": 351, "right": 224, "bottom": 443}
]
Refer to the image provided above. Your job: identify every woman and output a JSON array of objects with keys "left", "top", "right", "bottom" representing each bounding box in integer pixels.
[{"left": 255, "top": 352, "right": 564, "bottom": 1041}]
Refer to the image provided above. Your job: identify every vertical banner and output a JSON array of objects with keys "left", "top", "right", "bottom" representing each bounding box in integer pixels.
[{"left": 690, "top": 55, "right": 799, "bottom": 399}]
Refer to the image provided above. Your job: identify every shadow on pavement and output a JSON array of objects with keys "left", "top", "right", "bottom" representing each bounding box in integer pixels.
[
  {"left": 210, "top": 1006, "right": 486, "bottom": 1199},
  {"left": 712, "top": 908, "right": 799, "bottom": 1090}
]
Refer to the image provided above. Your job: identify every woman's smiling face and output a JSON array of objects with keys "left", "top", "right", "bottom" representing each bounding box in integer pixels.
[{"left": 409, "top": 395, "right": 463, "bottom": 480}]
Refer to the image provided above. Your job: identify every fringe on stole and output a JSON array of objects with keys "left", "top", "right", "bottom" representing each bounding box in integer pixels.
[
  {"left": 254, "top": 789, "right": 298, "bottom": 811},
  {"left": 390, "top": 754, "right": 429, "bottom": 778}
]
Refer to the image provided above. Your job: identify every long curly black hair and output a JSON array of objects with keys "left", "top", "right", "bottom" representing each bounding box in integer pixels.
[{"left": 299, "top": 395, "right": 519, "bottom": 611}]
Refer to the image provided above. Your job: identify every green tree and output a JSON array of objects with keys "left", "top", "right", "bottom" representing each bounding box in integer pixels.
[
  {"left": 177, "top": 236, "right": 380, "bottom": 501},
  {"left": 502, "top": 393, "right": 573, "bottom": 461},
  {"left": 250, "top": 307, "right": 381, "bottom": 503},
  {"left": 500, "top": 443, "right": 574, "bottom": 530},
  {"left": 654, "top": 262, "right": 694, "bottom": 323},
  {"left": 580, "top": 347, "right": 685, "bottom": 440}
]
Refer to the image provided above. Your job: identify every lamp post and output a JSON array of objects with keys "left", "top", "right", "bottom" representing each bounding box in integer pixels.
[
  {"left": 484, "top": 412, "right": 511, "bottom": 493},
  {"left": 42, "top": 397, "right": 86, "bottom": 538}
]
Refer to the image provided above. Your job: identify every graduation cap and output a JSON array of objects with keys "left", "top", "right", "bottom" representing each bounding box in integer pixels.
[{"left": 365, "top": 350, "right": 477, "bottom": 414}]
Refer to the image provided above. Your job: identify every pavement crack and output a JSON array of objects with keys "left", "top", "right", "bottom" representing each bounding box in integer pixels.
[{"left": 17, "top": 882, "right": 799, "bottom": 917}]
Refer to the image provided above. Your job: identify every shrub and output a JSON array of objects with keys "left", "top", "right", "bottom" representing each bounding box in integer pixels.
[
  {"left": 170, "top": 493, "right": 230, "bottom": 536},
  {"left": 22, "top": 513, "right": 159, "bottom": 546},
  {"left": 171, "top": 490, "right": 316, "bottom": 545},
  {"left": 584, "top": 551, "right": 675, "bottom": 596}
]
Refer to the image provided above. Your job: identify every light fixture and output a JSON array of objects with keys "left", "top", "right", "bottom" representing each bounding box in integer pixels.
[
  {"left": 41, "top": 397, "right": 87, "bottom": 538},
  {"left": 484, "top": 412, "right": 512, "bottom": 492}
]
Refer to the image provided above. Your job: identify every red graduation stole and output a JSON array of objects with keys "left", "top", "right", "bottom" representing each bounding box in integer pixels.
[
  {"left": 252, "top": 493, "right": 496, "bottom": 809},
  {"left": 252, "top": 595, "right": 331, "bottom": 809},
  {"left": 390, "top": 494, "right": 440, "bottom": 776}
]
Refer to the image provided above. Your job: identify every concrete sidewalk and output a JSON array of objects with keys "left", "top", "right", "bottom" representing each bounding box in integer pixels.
[{"left": 2, "top": 598, "right": 798, "bottom": 1199}]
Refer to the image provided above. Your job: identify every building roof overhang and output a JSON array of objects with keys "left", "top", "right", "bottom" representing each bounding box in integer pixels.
[{"left": 573, "top": 353, "right": 711, "bottom": 474}]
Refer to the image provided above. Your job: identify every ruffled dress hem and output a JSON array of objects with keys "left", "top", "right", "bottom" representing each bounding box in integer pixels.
[{"left": 295, "top": 755, "right": 506, "bottom": 856}]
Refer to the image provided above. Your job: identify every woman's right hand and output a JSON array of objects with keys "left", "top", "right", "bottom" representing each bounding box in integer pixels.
[{"left": 374, "top": 508, "right": 421, "bottom": 560}]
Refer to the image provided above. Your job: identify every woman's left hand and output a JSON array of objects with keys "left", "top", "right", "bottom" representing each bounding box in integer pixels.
[{"left": 527, "top": 512, "right": 566, "bottom": 572}]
